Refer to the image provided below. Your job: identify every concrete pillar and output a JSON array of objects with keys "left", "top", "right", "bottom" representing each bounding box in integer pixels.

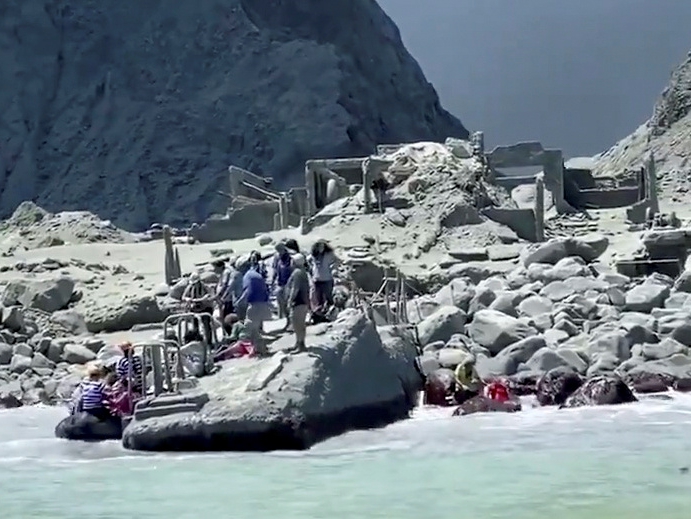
[
  {"left": 273, "top": 213, "right": 280, "bottom": 231},
  {"left": 361, "top": 158, "right": 373, "bottom": 213},
  {"left": 646, "top": 152, "right": 659, "bottom": 214},
  {"left": 278, "top": 194, "right": 288, "bottom": 228},
  {"left": 534, "top": 174, "right": 545, "bottom": 242},
  {"left": 305, "top": 163, "right": 316, "bottom": 217},
  {"left": 163, "top": 225, "right": 175, "bottom": 285}
]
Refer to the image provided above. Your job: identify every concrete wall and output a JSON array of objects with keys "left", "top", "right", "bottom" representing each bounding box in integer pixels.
[
  {"left": 191, "top": 200, "right": 278, "bottom": 243},
  {"left": 486, "top": 141, "right": 569, "bottom": 213},
  {"left": 579, "top": 187, "right": 640, "bottom": 209},
  {"left": 481, "top": 206, "right": 537, "bottom": 242}
]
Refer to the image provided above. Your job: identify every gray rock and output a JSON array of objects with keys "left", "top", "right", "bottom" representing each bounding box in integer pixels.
[
  {"left": 587, "top": 331, "right": 631, "bottom": 363},
  {"left": 0, "top": 380, "right": 23, "bottom": 408},
  {"left": 468, "top": 309, "right": 536, "bottom": 354},
  {"left": 123, "top": 310, "right": 422, "bottom": 451},
  {"left": 82, "top": 338, "right": 107, "bottom": 355},
  {"left": 631, "top": 337, "right": 689, "bottom": 361},
  {"left": 674, "top": 270, "right": 691, "bottom": 293},
  {"left": 518, "top": 295, "right": 553, "bottom": 317},
  {"left": 625, "top": 280, "right": 670, "bottom": 313},
  {"left": 50, "top": 309, "right": 88, "bottom": 335},
  {"left": 543, "top": 328, "right": 570, "bottom": 346},
  {"left": 626, "top": 353, "right": 691, "bottom": 381},
  {"left": 476, "top": 336, "right": 547, "bottom": 379},
  {"left": 12, "top": 343, "right": 33, "bottom": 358},
  {"left": 545, "top": 257, "right": 591, "bottom": 281},
  {"left": 554, "top": 348, "right": 588, "bottom": 374},
  {"left": 417, "top": 306, "right": 467, "bottom": 346},
  {"left": 597, "top": 272, "right": 630, "bottom": 287},
  {"left": 434, "top": 279, "right": 474, "bottom": 313},
  {"left": 586, "top": 352, "right": 620, "bottom": 377},
  {"left": 30, "top": 352, "right": 56, "bottom": 370},
  {"left": 62, "top": 344, "right": 97, "bottom": 364},
  {"left": 46, "top": 340, "right": 65, "bottom": 364},
  {"left": 540, "top": 281, "right": 577, "bottom": 302},
  {"left": 0, "top": 342, "right": 12, "bottom": 365},
  {"left": 407, "top": 296, "right": 441, "bottom": 324},
  {"left": 1, "top": 306, "right": 26, "bottom": 333},
  {"left": 488, "top": 292, "right": 521, "bottom": 317},
  {"left": 9, "top": 354, "right": 32, "bottom": 374},
  {"left": 2, "top": 277, "right": 75, "bottom": 313},
  {"left": 664, "top": 292, "right": 691, "bottom": 309},
  {"left": 84, "top": 295, "right": 169, "bottom": 333},
  {"left": 526, "top": 347, "right": 572, "bottom": 373},
  {"left": 467, "top": 288, "right": 497, "bottom": 315},
  {"left": 523, "top": 237, "right": 603, "bottom": 267},
  {"left": 437, "top": 348, "right": 473, "bottom": 369}
]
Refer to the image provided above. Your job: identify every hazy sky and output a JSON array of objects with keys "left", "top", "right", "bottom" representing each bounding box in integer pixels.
[{"left": 379, "top": 0, "right": 691, "bottom": 158}]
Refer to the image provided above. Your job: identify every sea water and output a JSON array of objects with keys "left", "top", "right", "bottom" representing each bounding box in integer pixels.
[{"left": 1, "top": 395, "right": 690, "bottom": 519}]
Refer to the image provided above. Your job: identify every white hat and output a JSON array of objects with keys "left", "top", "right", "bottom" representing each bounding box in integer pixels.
[{"left": 292, "top": 253, "right": 306, "bottom": 267}]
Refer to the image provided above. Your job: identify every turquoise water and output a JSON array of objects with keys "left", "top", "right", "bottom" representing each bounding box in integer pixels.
[{"left": 1, "top": 395, "right": 690, "bottom": 519}]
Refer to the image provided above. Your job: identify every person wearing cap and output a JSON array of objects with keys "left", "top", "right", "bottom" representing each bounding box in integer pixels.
[
  {"left": 286, "top": 253, "right": 310, "bottom": 352},
  {"left": 271, "top": 242, "right": 294, "bottom": 331}
]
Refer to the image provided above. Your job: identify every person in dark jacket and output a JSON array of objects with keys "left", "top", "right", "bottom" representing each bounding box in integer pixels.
[
  {"left": 271, "top": 242, "right": 294, "bottom": 330},
  {"left": 286, "top": 254, "right": 311, "bottom": 352},
  {"left": 239, "top": 264, "right": 271, "bottom": 356}
]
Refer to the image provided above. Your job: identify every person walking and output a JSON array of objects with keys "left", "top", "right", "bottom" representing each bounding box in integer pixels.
[{"left": 239, "top": 259, "right": 271, "bottom": 356}]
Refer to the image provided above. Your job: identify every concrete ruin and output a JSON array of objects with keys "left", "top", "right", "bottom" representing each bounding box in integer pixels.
[
  {"left": 190, "top": 166, "right": 299, "bottom": 243},
  {"left": 616, "top": 228, "right": 691, "bottom": 279}
]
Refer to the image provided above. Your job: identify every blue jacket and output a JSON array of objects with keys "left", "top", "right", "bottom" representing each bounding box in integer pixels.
[
  {"left": 272, "top": 253, "right": 293, "bottom": 287},
  {"left": 242, "top": 269, "right": 269, "bottom": 304}
]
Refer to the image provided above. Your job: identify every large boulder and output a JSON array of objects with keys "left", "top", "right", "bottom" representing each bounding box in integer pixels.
[
  {"left": 467, "top": 309, "right": 536, "bottom": 354},
  {"left": 523, "top": 237, "right": 605, "bottom": 267},
  {"left": 535, "top": 367, "right": 583, "bottom": 406},
  {"left": 84, "top": 295, "right": 169, "bottom": 333},
  {"left": 562, "top": 375, "right": 637, "bottom": 408},
  {"left": 122, "top": 310, "right": 421, "bottom": 451},
  {"left": 417, "top": 306, "right": 467, "bottom": 346},
  {"left": 2, "top": 277, "right": 75, "bottom": 313},
  {"left": 625, "top": 280, "right": 670, "bottom": 313}
]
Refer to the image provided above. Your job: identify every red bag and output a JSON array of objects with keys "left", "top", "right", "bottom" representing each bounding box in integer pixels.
[{"left": 484, "top": 381, "right": 510, "bottom": 403}]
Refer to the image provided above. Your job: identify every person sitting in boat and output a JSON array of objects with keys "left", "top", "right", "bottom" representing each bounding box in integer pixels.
[
  {"left": 453, "top": 355, "right": 483, "bottom": 404},
  {"left": 72, "top": 364, "right": 115, "bottom": 421}
]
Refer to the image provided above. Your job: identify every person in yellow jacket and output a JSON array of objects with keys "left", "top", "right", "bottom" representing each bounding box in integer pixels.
[{"left": 454, "top": 355, "right": 483, "bottom": 403}]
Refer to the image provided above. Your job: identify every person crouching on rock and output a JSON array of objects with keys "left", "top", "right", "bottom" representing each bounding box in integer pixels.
[
  {"left": 286, "top": 253, "right": 310, "bottom": 352},
  {"left": 453, "top": 356, "right": 483, "bottom": 404},
  {"left": 182, "top": 271, "right": 215, "bottom": 341},
  {"left": 239, "top": 258, "right": 271, "bottom": 357},
  {"left": 76, "top": 364, "right": 115, "bottom": 421}
]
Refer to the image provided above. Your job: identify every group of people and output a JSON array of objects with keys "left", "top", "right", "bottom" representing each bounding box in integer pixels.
[
  {"left": 70, "top": 341, "right": 145, "bottom": 421},
  {"left": 181, "top": 237, "right": 340, "bottom": 356}
]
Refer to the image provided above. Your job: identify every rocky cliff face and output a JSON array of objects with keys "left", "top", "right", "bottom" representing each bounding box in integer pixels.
[
  {"left": 594, "top": 52, "right": 691, "bottom": 200},
  {"left": 0, "top": 0, "right": 467, "bottom": 230}
]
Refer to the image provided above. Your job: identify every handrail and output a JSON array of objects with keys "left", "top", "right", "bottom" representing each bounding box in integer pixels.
[{"left": 127, "top": 340, "right": 187, "bottom": 408}]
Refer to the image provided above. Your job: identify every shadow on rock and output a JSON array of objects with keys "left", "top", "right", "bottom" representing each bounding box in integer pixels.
[
  {"left": 561, "top": 375, "right": 637, "bottom": 408},
  {"left": 54, "top": 412, "right": 123, "bottom": 441}
]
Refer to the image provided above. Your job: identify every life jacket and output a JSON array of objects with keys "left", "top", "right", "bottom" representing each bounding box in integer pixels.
[{"left": 484, "top": 381, "right": 510, "bottom": 403}]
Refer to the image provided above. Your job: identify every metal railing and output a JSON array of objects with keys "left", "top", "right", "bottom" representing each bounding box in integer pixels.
[{"left": 126, "top": 340, "right": 187, "bottom": 407}]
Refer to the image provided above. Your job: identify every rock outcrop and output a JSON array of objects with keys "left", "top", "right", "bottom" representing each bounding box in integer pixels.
[
  {"left": 594, "top": 52, "right": 691, "bottom": 200},
  {"left": 0, "top": 0, "right": 467, "bottom": 230},
  {"left": 122, "top": 310, "right": 421, "bottom": 451}
]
